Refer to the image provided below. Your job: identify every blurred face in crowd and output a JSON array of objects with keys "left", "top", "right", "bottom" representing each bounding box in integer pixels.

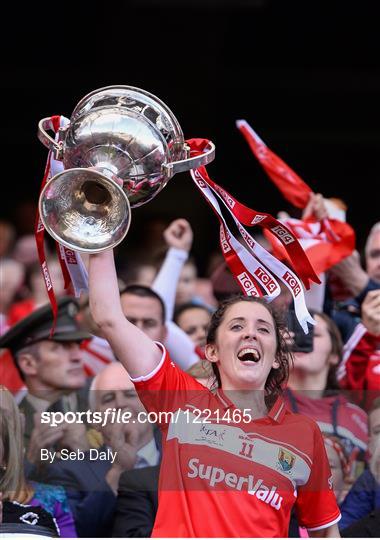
[
  {"left": 368, "top": 405, "right": 380, "bottom": 459},
  {"left": 206, "top": 301, "right": 279, "bottom": 391},
  {"left": 18, "top": 340, "right": 86, "bottom": 392},
  {"left": 0, "top": 259, "right": 25, "bottom": 312},
  {"left": 292, "top": 315, "right": 338, "bottom": 378},
  {"left": 134, "top": 264, "right": 157, "bottom": 287},
  {"left": 176, "top": 306, "right": 211, "bottom": 349},
  {"left": 324, "top": 441, "right": 345, "bottom": 503},
  {"left": 30, "top": 260, "right": 65, "bottom": 300},
  {"left": 176, "top": 262, "right": 197, "bottom": 305},
  {"left": 366, "top": 228, "right": 380, "bottom": 283},
  {"left": 92, "top": 363, "right": 151, "bottom": 448},
  {"left": 0, "top": 221, "right": 15, "bottom": 257},
  {"left": 12, "top": 234, "right": 38, "bottom": 265},
  {"left": 120, "top": 292, "right": 166, "bottom": 342}
]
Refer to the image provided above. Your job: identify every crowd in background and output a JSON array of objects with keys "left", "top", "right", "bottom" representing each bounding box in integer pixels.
[{"left": 0, "top": 188, "right": 379, "bottom": 537}]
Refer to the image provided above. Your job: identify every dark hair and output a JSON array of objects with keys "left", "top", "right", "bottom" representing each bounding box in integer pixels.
[
  {"left": 120, "top": 284, "right": 166, "bottom": 324},
  {"left": 206, "top": 294, "right": 292, "bottom": 407},
  {"left": 310, "top": 311, "right": 343, "bottom": 395},
  {"left": 118, "top": 255, "right": 156, "bottom": 285},
  {"left": 174, "top": 302, "right": 212, "bottom": 325}
]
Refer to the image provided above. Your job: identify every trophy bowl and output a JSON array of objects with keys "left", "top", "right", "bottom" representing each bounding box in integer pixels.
[{"left": 38, "top": 85, "right": 215, "bottom": 252}]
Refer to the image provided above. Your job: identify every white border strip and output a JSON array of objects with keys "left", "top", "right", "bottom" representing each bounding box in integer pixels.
[{"left": 307, "top": 513, "right": 341, "bottom": 531}]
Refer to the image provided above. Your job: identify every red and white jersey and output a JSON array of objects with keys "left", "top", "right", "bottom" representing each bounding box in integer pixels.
[
  {"left": 133, "top": 345, "right": 341, "bottom": 538},
  {"left": 337, "top": 322, "right": 380, "bottom": 410}
]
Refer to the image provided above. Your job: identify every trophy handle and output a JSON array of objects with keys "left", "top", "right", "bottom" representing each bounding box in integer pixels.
[
  {"left": 38, "top": 118, "right": 65, "bottom": 160},
  {"left": 162, "top": 141, "right": 215, "bottom": 178}
]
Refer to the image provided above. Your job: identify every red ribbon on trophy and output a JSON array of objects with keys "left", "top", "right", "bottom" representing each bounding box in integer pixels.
[
  {"left": 35, "top": 116, "right": 89, "bottom": 334},
  {"left": 186, "top": 138, "right": 320, "bottom": 333}
]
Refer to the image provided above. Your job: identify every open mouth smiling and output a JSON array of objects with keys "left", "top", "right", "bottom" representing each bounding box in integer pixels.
[{"left": 237, "top": 347, "right": 261, "bottom": 364}]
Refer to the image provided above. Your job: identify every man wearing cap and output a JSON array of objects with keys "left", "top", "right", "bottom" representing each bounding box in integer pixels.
[{"left": 0, "top": 296, "right": 93, "bottom": 462}]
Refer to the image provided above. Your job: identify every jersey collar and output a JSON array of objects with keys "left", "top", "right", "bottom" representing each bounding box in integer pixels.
[{"left": 215, "top": 389, "right": 286, "bottom": 424}]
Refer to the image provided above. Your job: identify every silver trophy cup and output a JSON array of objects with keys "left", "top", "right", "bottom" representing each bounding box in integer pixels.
[{"left": 38, "top": 85, "right": 215, "bottom": 253}]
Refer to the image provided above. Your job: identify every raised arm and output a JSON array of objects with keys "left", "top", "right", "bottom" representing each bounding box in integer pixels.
[
  {"left": 88, "top": 250, "right": 162, "bottom": 378},
  {"left": 152, "top": 218, "right": 193, "bottom": 321}
]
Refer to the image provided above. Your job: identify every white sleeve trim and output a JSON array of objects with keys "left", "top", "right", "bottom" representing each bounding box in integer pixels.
[
  {"left": 306, "top": 513, "right": 341, "bottom": 532},
  {"left": 129, "top": 342, "right": 167, "bottom": 382}
]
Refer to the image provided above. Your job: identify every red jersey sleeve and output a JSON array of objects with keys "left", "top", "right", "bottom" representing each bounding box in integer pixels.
[
  {"left": 295, "top": 421, "right": 341, "bottom": 531},
  {"left": 131, "top": 342, "right": 206, "bottom": 424}
]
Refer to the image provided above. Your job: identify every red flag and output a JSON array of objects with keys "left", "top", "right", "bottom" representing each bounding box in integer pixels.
[
  {"left": 236, "top": 119, "right": 312, "bottom": 209},
  {"left": 237, "top": 119, "right": 356, "bottom": 273}
]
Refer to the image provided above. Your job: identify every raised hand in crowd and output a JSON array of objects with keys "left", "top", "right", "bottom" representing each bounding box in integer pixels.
[
  {"left": 330, "top": 221, "right": 380, "bottom": 298},
  {"left": 302, "top": 192, "right": 329, "bottom": 221},
  {"left": 152, "top": 217, "right": 193, "bottom": 321},
  {"left": 329, "top": 250, "right": 369, "bottom": 297},
  {"left": 163, "top": 218, "right": 193, "bottom": 253},
  {"left": 361, "top": 289, "right": 380, "bottom": 336},
  {"left": 151, "top": 217, "right": 213, "bottom": 368}
]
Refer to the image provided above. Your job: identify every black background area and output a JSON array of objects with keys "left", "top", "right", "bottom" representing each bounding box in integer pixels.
[{"left": 2, "top": 0, "right": 379, "bottom": 272}]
